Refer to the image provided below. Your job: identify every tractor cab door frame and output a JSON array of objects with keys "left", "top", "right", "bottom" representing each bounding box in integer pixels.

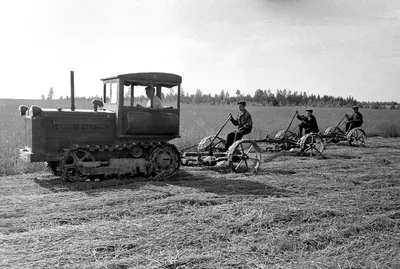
[
  {"left": 102, "top": 77, "right": 181, "bottom": 138},
  {"left": 102, "top": 79, "right": 124, "bottom": 135},
  {"left": 103, "top": 79, "right": 120, "bottom": 112}
]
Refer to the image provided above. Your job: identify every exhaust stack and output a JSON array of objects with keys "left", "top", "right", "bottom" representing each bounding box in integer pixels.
[{"left": 70, "top": 71, "right": 75, "bottom": 111}]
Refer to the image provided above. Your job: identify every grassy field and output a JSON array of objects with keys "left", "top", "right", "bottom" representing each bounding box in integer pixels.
[
  {"left": 0, "top": 137, "right": 399, "bottom": 268},
  {"left": 0, "top": 99, "right": 399, "bottom": 268},
  {"left": 1, "top": 98, "right": 399, "bottom": 175}
]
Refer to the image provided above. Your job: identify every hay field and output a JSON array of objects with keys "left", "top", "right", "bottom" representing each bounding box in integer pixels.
[
  {"left": 0, "top": 98, "right": 399, "bottom": 268},
  {"left": 1, "top": 138, "right": 399, "bottom": 268}
]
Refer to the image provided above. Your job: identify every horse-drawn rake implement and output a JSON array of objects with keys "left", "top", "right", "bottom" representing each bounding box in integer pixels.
[
  {"left": 182, "top": 137, "right": 262, "bottom": 173},
  {"left": 181, "top": 116, "right": 262, "bottom": 173},
  {"left": 261, "top": 111, "right": 325, "bottom": 157},
  {"left": 260, "top": 132, "right": 324, "bottom": 157},
  {"left": 323, "top": 114, "right": 367, "bottom": 147}
]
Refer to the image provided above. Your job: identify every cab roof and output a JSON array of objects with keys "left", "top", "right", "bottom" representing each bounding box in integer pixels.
[{"left": 101, "top": 72, "right": 182, "bottom": 88}]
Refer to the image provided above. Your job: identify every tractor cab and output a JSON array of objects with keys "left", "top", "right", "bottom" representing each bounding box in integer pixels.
[{"left": 99, "top": 72, "right": 182, "bottom": 142}]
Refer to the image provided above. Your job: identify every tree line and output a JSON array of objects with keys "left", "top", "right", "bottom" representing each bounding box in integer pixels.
[
  {"left": 168, "top": 88, "right": 399, "bottom": 109},
  {"left": 45, "top": 87, "right": 399, "bottom": 109}
]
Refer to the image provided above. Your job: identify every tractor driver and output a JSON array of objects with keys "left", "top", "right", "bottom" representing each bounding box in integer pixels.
[
  {"left": 145, "top": 86, "right": 162, "bottom": 109},
  {"left": 345, "top": 105, "right": 363, "bottom": 133},
  {"left": 224, "top": 101, "right": 253, "bottom": 151},
  {"left": 137, "top": 86, "right": 162, "bottom": 109},
  {"left": 296, "top": 109, "right": 319, "bottom": 138}
]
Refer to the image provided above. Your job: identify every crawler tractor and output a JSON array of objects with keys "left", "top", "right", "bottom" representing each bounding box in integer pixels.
[{"left": 19, "top": 72, "right": 182, "bottom": 181}]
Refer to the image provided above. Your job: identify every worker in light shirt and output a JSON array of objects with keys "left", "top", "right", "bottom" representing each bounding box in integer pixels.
[{"left": 145, "top": 86, "right": 162, "bottom": 109}]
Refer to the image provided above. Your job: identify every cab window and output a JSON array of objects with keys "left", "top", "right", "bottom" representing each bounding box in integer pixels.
[{"left": 105, "top": 83, "right": 118, "bottom": 104}]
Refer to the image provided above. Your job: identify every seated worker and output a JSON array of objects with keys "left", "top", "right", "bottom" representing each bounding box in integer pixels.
[
  {"left": 136, "top": 86, "right": 162, "bottom": 108},
  {"left": 296, "top": 109, "right": 319, "bottom": 137},
  {"left": 345, "top": 105, "right": 363, "bottom": 133},
  {"left": 224, "top": 101, "right": 253, "bottom": 151}
]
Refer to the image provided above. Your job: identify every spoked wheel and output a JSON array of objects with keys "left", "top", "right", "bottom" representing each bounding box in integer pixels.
[
  {"left": 275, "top": 129, "right": 298, "bottom": 140},
  {"left": 347, "top": 128, "right": 366, "bottom": 147},
  {"left": 61, "top": 148, "right": 95, "bottom": 182},
  {"left": 299, "top": 133, "right": 324, "bottom": 157},
  {"left": 227, "top": 140, "right": 261, "bottom": 173},
  {"left": 197, "top": 135, "right": 226, "bottom": 152},
  {"left": 150, "top": 144, "right": 181, "bottom": 178}
]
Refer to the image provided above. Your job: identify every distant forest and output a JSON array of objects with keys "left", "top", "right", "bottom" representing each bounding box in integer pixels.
[{"left": 52, "top": 88, "right": 399, "bottom": 109}]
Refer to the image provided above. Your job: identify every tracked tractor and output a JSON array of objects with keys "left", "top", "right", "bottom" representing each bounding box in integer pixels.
[{"left": 19, "top": 72, "right": 182, "bottom": 181}]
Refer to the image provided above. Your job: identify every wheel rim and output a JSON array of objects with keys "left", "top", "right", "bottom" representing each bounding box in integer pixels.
[
  {"left": 348, "top": 129, "right": 366, "bottom": 147},
  {"left": 301, "top": 134, "right": 324, "bottom": 157},
  {"left": 61, "top": 149, "right": 94, "bottom": 181},
  {"left": 228, "top": 140, "right": 261, "bottom": 173}
]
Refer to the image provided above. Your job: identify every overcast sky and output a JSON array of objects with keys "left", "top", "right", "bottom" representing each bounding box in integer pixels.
[{"left": 0, "top": 0, "right": 399, "bottom": 102}]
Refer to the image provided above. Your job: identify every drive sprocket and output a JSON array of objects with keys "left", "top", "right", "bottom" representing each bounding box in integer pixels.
[{"left": 60, "top": 148, "right": 95, "bottom": 182}]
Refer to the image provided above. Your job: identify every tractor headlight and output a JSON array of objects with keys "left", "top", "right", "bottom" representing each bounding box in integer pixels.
[
  {"left": 19, "top": 105, "right": 29, "bottom": 116},
  {"left": 29, "top": 105, "right": 42, "bottom": 117}
]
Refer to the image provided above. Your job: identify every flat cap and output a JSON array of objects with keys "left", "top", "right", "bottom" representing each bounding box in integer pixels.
[
  {"left": 305, "top": 109, "right": 313, "bottom": 113},
  {"left": 237, "top": 101, "right": 246, "bottom": 106},
  {"left": 352, "top": 105, "right": 359, "bottom": 109}
]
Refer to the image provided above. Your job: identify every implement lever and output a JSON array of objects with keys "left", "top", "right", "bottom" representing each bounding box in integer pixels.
[
  {"left": 282, "top": 111, "right": 297, "bottom": 140},
  {"left": 209, "top": 115, "right": 231, "bottom": 156}
]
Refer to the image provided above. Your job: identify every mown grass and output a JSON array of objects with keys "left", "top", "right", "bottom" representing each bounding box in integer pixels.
[
  {"left": 0, "top": 137, "right": 399, "bottom": 268},
  {"left": 0, "top": 99, "right": 400, "bottom": 176}
]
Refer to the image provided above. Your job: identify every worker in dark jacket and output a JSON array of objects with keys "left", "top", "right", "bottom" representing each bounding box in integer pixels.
[
  {"left": 224, "top": 101, "right": 253, "bottom": 151},
  {"left": 345, "top": 106, "right": 363, "bottom": 133},
  {"left": 296, "top": 109, "right": 319, "bottom": 138}
]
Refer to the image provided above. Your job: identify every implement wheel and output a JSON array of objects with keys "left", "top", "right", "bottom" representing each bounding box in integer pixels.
[
  {"left": 299, "top": 133, "right": 324, "bottom": 157},
  {"left": 227, "top": 140, "right": 261, "bottom": 173},
  {"left": 347, "top": 128, "right": 366, "bottom": 147}
]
